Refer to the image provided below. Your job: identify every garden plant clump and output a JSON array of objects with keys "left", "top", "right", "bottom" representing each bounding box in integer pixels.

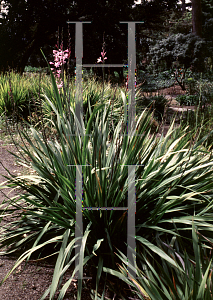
[{"left": 1, "top": 51, "right": 213, "bottom": 300}]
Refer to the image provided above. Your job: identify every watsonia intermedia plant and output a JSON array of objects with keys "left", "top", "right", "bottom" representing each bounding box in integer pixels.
[
  {"left": 0, "top": 70, "right": 36, "bottom": 116},
  {"left": 105, "top": 222, "right": 213, "bottom": 300},
  {"left": 1, "top": 57, "right": 213, "bottom": 299}
]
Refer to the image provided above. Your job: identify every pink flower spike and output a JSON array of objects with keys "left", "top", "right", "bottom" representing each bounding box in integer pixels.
[
  {"left": 55, "top": 62, "right": 61, "bottom": 68},
  {"left": 104, "top": 57, "right": 107, "bottom": 60},
  {"left": 57, "top": 83, "right": 63, "bottom": 89},
  {"left": 54, "top": 54, "right": 60, "bottom": 60}
]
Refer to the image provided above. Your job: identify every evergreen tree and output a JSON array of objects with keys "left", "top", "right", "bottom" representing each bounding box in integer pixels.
[{"left": 148, "top": 33, "right": 206, "bottom": 89}]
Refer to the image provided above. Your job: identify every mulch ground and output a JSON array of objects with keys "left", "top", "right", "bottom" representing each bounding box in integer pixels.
[{"left": 0, "top": 139, "right": 57, "bottom": 300}]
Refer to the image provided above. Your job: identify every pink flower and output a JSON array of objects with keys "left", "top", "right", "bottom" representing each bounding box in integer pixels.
[
  {"left": 55, "top": 62, "right": 62, "bottom": 68},
  {"left": 49, "top": 45, "right": 70, "bottom": 91},
  {"left": 97, "top": 46, "right": 107, "bottom": 64},
  {"left": 57, "top": 83, "right": 63, "bottom": 89}
]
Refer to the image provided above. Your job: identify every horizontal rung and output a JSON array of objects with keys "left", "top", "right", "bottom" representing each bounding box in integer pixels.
[
  {"left": 83, "top": 64, "right": 126, "bottom": 68},
  {"left": 67, "top": 134, "right": 92, "bottom": 136},
  {"left": 82, "top": 207, "right": 128, "bottom": 211},
  {"left": 67, "top": 165, "right": 91, "bottom": 166},
  {"left": 73, "top": 277, "right": 93, "bottom": 279}
]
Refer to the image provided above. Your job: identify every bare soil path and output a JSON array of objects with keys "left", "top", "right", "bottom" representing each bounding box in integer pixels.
[{"left": 0, "top": 139, "right": 57, "bottom": 300}]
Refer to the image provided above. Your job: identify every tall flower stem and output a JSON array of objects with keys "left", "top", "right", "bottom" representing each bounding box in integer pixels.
[
  {"left": 97, "top": 34, "right": 107, "bottom": 105},
  {"left": 97, "top": 34, "right": 107, "bottom": 132},
  {"left": 49, "top": 33, "right": 70, "bottom": 93},
  {"left": 102, "top": 34, "right": 105, "bottom": 106}
]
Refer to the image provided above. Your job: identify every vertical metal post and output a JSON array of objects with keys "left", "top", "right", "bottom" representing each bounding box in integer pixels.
[
  {"left": 127, "top": 22, "right": 136, "bottom": 136},
  {"left": 75, "top": 22, "right": 83, "bottom": 135},
  {"left": 128, "top": 165, "right": 136, "bottom": 278},
  {"left": 67, "top": 21, "right": 91, "bottom": 279},
  {"left": 75, "top": 165, "right": 83, "bottom": 278}
]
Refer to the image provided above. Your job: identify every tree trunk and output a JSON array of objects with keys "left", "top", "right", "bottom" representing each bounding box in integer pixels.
[
  {"left": 17, "top": 39, "right": 38, "bottom": 74},
  {"left": 182, "top": 0, "right": 186, "bottom": 16},
  {"left": 191, "top": 0, "right": 202, "bottom": 37}
]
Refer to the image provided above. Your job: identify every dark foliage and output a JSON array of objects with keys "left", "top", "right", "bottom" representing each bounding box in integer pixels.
[
  {"left": 0, "top": 0, "right": 180, "bottom": 75},
  {"left": 149, "top": 33, "right": 207, "bottom": 71}
]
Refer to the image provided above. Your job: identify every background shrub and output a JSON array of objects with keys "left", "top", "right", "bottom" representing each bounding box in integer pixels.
[
  {"left": 137, "top": 94, "right": 168, "bottom": 122},
  {"left": 176, "top": 94, "right": 199, "bottom": 106}
]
